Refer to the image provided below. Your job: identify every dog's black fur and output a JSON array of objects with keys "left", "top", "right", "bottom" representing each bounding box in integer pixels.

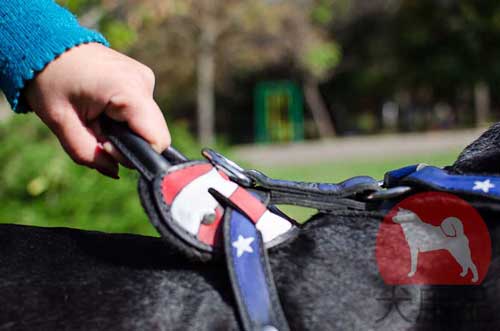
[{"left": 2, "top": 125, "right": 500, "bottom": 331}]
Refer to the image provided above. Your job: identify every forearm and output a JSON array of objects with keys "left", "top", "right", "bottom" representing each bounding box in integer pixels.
[{"left": 0, "top": 0, "right": 108, "bottom": 113}]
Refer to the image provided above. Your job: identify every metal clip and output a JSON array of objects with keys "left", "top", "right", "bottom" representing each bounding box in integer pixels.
[
  {"left": 201, "top": 148, "right": 254, "bottom": 187},
  {"left": 365, "top": 185, "right": 413, "bottom": 200}
]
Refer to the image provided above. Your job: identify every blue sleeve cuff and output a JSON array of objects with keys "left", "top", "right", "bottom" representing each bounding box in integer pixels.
[{"left": 0, "top": 0, "right": 109, "bottom": 113}]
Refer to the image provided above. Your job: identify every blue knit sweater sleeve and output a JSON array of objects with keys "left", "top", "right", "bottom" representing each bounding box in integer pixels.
[{"left": 0, "top": 0, "right": 109, "bottom": 113}]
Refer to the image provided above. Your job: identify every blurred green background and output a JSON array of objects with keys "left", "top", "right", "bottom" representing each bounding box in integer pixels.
[
  {"left": 0, "top": 116, "right": 459, "bottom": 235},
  {"left": 0, "top": 0, "right": 497, "bottom": 235}
]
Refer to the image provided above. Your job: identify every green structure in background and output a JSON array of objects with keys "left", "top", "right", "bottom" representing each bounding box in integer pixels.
[{"left": 254, "top": 81, "right": 304, "bottom": 143}]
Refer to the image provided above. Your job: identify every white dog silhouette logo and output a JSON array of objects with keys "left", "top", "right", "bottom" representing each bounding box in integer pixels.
[{"left": 392, "top": 208, "right": 479, "bottom": 282}]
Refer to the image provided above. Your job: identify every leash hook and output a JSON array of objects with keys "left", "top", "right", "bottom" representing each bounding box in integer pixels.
[
  {"left": 201, "top": 148, "right": 254, "bottom": 187},
  {"left": 365, "top": 185, "right": 413, "bottom": 200}
]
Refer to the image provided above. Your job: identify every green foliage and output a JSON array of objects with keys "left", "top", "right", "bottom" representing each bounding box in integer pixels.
[
  {"left": 169, "top": 121, "right": 204, "bottom": 159},
  {"left": 302, "top": 41, "right": 342, "bottom": 79},
  {"left": 100, "top": 20, "right": 137, "bottom": 52},
  {"left": 0, "top": 115, "right": 201, "bottom": 235},
  {"left": 310, "top": 0, "right": 353, "bottom": 26},
  {"left": 57, "top": 0, "right": 100, "bottom": 15},
  {"left": 311, "top": 0, "right": 335, "bottom": 25},
  {"left": 57, "top": 0, "right": 138, "bottom": 52}
]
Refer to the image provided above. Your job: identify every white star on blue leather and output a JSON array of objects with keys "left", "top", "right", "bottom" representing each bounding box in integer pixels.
[
  {"left": 473, "top": 179, "right": 495, "bottom": 193},
  {"left": 232, "top": 235, "right": 255, "bottom": 257}
]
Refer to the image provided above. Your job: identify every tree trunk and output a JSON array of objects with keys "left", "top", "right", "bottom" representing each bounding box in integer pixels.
[
  {"left": 474, "top": 81, "right": 490, "bottom": 126},
  {"left": 197, "top": 1, "right": 217, "bottom": 146},
  {"left": 303, "top": 76, "right": 336, "bottom": 138}
]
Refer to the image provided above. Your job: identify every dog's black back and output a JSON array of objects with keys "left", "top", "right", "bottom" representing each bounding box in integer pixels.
[
  {"left": 3, "top": 125, "right": 500, "bottom": 330},
  {"left": 3, "top": 210, "right": 500, "bottom": 330},
  {"left": 0, "top": 224, "right": 241, "bottom": 330}
]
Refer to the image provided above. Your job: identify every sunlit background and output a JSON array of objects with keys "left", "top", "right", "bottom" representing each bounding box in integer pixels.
[{"left": 0, "top": 0, "right": 497, "bottom": 234}]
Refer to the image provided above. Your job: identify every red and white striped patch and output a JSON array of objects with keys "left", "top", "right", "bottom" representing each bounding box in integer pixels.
[{"left": 161, "top": 163, "right": 292, "bottom": 247}]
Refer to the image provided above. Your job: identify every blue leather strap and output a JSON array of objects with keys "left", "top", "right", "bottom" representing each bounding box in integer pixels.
[
  {"left": 384, "top": 164, "right": 420, "bottom": 187},
  {"left": 385, "top": 165, "right": 500, "bottom": 199},
  {"left": 224, "top": 208, "right": 289, "bottom": 331}
]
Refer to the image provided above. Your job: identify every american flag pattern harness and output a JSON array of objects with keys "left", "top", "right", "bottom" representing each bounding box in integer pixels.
[{"left": 102, "top": 116, "right": 500, "bottom": 331}]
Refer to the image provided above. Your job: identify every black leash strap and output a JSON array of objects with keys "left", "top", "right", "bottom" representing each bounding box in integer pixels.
[{"left": 101, "top": 115, "right": 172, "bottom": 180}]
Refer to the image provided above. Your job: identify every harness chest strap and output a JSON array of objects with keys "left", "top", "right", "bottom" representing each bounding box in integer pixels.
[
  {"left": 385, "top": 164, "right": 500, "bottom": 200},
  {"left": 211, "top": 189, "right": 290, "bottom": 331},
  {"left": 218, "top": 168, "right": 380, "bottom": 212}
]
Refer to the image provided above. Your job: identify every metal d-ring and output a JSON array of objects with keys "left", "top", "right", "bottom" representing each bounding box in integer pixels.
[{"left": 201, "top": 148, "right": 254, "bottom": 187}]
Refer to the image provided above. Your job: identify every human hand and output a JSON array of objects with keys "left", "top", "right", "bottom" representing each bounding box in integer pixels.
[{"left": 24, "top": 43, "right": 170, "bottom": 178}]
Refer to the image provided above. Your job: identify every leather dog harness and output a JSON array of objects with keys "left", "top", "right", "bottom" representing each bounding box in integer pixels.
[{"left": 101, "top": 116, "right": 500, "bottom": 331}]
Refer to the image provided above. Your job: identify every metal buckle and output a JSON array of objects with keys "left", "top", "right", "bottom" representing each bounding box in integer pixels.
[
  {"left": 201, "top": 148, "right": 254, "bottom": 187},
  {"left": 365, "top": 185, "right": 413, "bottom": 200}
]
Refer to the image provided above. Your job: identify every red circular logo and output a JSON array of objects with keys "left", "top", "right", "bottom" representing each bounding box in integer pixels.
[{"left": 376, "top": 192, "right": 491, "bottom": 285}]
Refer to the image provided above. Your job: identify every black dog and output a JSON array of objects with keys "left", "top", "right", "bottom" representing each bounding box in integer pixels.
[{"left": 2, "top": 125, "right": 500, "bottom": 331}]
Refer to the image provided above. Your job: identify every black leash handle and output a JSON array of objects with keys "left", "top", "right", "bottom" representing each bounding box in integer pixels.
[
  {"left": 100, "top": 115, "right": 187, "bottom": 180},
  {"left": 163, "top": 146, "right": 189, "bottom": 165}
]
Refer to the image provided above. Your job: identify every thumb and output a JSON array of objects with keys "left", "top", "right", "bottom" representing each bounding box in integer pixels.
[{"left": 104, "top": 94, "right": 171, "bottom": 153}]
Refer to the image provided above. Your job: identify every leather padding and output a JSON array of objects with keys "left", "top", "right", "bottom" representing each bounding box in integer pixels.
[
  {"left": 137, "top": 160, "right": 299, "bottom": 261},
  {"left": 138, "top": 173, "right": 216, "bottom": 262}
]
